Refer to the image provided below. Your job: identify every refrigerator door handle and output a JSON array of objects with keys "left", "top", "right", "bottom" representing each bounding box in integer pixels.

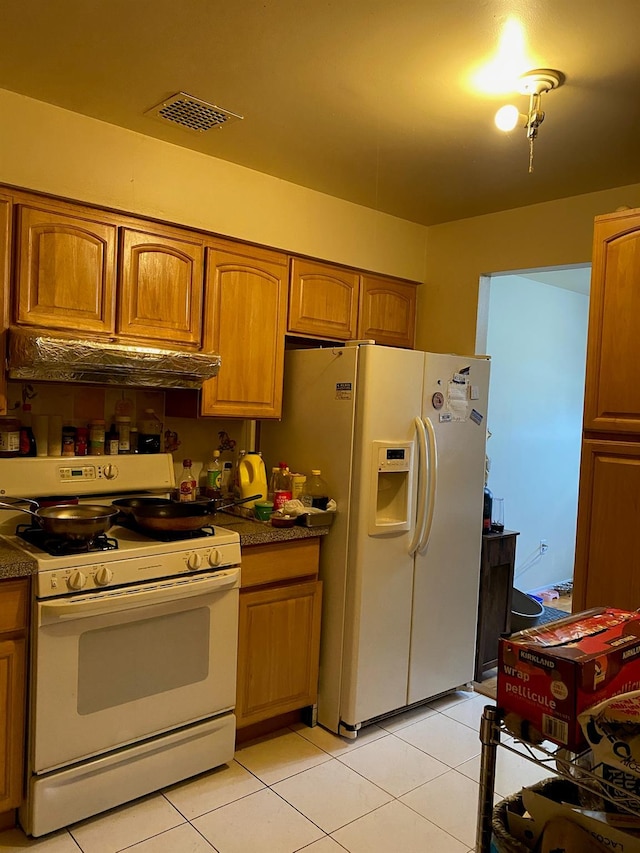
[
  {"left": 418, "top": 416, "right": 438, "bottom": 552},
  {"left": 408, "top": 416, "right": 428, "bottom": 555}
]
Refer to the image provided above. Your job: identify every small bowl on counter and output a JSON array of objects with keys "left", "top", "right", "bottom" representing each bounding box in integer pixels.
[{"left": 270, "top": 513, "right": 296, "bottom": 528}]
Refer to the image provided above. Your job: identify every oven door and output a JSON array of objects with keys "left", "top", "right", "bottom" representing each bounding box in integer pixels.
[{"left": 32, "top": 568, "right": 240, "bottom": 774}]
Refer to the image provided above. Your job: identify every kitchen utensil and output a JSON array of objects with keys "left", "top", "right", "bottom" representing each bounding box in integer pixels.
[
  {"left": 0, "top": 500, "right": 118, "bottom": 541},
  {"left": 111, "top": 497, "right": 172, "bottom": 517},
  {"left": 130, "top": 494, "right": 261, "bottom": 533}
]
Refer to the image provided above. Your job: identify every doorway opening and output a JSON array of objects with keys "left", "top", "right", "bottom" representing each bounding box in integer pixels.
[{"left": 476, "top": 264, "right": 591, "bottom": 603}]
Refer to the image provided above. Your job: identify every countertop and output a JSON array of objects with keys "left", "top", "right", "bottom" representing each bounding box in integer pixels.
[
  {"left": 0, "top": 513, "right": 331, "bottom": 581},
  {"left": 215, "top": 511, "right": 331, "bottom": 547},
  {"left": 0, "top": 539, "right": 37, "bottom": 581}
]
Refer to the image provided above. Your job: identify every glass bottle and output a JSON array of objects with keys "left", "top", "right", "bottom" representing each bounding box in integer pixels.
[
  {"left": 116, "top": 416, "right": 131, "bottom": 454},
  {"left": 75, "top": 426, "right": 89, "bottom": 457},
  {"left": 89, "top": 419, "right": 106, "bottom": 455},
  {"left": 179, "top": 459, "right": 197, "bottom": 502}
]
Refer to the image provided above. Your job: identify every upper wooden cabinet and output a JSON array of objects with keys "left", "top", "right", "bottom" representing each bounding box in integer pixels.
[
  {"left": 15, "top": 203, "right": 117, "bottom": 335},
  {"left": 583, "top": 208, "right": 640, "bottom": 434},
  {"left": 0, "top": 195, "right": 11, "bottom": 416},
  {"left": 288, "top": 258, "right": 359, "bottom": 341},
  {"left": 118, "top": 227, "right": 204, "bottom": 347},
  {"left": 358, "top": 274, "right": 417, "bottom": 348},
  {"left": 201, "top": 241, "right": 288, "bottom": 419}
]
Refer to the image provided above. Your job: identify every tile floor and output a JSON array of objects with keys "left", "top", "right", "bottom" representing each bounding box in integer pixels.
[{"left": 0, "top": 690, "right": 554, "bottom": 853}]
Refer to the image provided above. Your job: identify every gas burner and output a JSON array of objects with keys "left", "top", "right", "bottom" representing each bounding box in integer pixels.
[{"left": 16, "top": 524, "right": 119, "bottom": 556}]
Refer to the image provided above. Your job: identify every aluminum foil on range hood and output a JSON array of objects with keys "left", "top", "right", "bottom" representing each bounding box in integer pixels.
[{"left": 7, "top": 327, "right": 221, "bottom": 389}]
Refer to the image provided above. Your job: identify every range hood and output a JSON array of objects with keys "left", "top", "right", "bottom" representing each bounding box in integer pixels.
[{"left": 7, "top": 327, "right": 221, "bottom": 389}]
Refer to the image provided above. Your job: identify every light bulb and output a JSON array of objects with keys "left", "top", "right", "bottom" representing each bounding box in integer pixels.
[{"left": 494, "top": 104, "right": 520, "bottom": 132}]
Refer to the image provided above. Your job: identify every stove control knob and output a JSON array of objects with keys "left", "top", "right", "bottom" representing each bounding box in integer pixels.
[
  {"left": 67, "top": 570, "right": 87, "bottom": 590},
  {"left": 208, "top": 549, "right": 222, "bottom": 567},
  {"left": 102, "top": 464, "right": 118, "bottom": 480},
  {"left": 187, "top": 553, "right": 202, "bottom": 570},
  {"left": 94, "top": 567, "right": 113, "bottom": 586}
]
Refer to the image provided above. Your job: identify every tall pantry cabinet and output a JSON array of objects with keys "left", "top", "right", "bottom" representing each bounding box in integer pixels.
[{"left": 573, "top": 207, "right": 640, "bottom": 611}]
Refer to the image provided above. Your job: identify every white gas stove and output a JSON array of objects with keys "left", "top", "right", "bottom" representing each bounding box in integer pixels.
[{"left": 0, "top": 455, "right": 242, "bottom": 837}]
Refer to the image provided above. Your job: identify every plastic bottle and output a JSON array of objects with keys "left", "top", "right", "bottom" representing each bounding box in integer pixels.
[
  {"left": 233, "top": 450, "right": 246, "bottom": 498},
  {"left": 273, "top": 462, "right": 292, "bottom": 511},
  {"left": 106, "top": 423, "right": 119, "bottom": 455},
  {"left": 238, "top": 451, "right": 268, "bottom": 507},
  {"left": 300, "top": 470, "right": 330, "bottom": 510},
  {"left": 267, "top": 467, "right": 279, "bottom": 503},
  {"left": 206, "top": 450, "right": 223, "bottom": 497},
  {"left": 18, "top": 404, "right": 37, "bottom": 457},
  {"left": 179, "top": 459, "right": 197, "bottom": 502}
]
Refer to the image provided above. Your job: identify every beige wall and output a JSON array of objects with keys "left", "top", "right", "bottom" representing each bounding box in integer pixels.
[
  {"left": 419, "top": 185, "right": 640, "bottom": 355},
  {"left": 0, "top": 88, "right": 427, "bottom": 283}
]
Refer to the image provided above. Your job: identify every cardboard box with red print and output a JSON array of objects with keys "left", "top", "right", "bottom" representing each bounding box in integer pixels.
[{"left": 498, "top": 607, "right": 640, "bottom": 750}]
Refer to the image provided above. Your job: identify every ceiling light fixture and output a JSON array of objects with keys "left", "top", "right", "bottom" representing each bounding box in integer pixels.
[{"left": 495, "top": 68, "right": 565, "bottom": 173}]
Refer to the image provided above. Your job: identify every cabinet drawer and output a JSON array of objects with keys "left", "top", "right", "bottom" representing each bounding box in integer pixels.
[
  {"left": 0, "top": 578, "right": 29, "bottom": 634},
  {"left": 241, "top": 539, "right": 320, "bottom": 588}
]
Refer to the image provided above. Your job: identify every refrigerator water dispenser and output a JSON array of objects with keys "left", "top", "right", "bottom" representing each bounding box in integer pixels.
[{"left": 369, "top": 441, "right": 414, "bottom": 535}]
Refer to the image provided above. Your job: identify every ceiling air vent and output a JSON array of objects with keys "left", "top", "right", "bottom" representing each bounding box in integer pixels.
[{"left": 145, "top": 92, "right": 243, "bottom": 133}]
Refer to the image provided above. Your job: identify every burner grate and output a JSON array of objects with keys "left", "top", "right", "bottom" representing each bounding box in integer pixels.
[{"left": 16, "top": 524, "right": 119, "bottom": 556}]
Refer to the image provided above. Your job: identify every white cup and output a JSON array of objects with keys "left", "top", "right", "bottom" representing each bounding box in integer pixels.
[
  {"left": 48, "top": 415, "right": 63, "bottom": 456},
  {"left": 32, "top": 414, "right": 49, "bottom": 457}
]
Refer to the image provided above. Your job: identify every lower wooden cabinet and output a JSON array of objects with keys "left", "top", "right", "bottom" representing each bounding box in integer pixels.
[
  {"left": 236, "top": 539, "right": 322, "bottom": 729},
  {"left": 573, "top": 439, "right": 640, "bottom": 611},
  {"left": 0, "top": 578, "right": 29, "bottom": 819}
]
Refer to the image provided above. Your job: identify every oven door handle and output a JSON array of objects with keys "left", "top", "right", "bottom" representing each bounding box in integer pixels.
[{"left": 39, "top": 569, "right": 239, "bottom": 624}]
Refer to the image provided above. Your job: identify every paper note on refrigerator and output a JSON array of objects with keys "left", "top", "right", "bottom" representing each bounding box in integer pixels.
[{"left": 447, "top": 378, "right": 469, "bottom": 421}]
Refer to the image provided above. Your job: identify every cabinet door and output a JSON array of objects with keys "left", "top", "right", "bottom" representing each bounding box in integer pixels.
[
  {"left": 16, "top": 204, "right": 117, "bottom": 334},
  {"left": 358, "top": 275, "right": 417, "bottom": 349},
  {"left": 202, "top": 242, "right": 288, "bottom": 418},
  {"left": 0, "top": 195, "right": 11, "bottom": 416},
  {"left": 236, "top": 580, "right": 322, "bottom": 728},
  {"left": 118, "top": 227, "right": 204, "bottom": 347},
  {"left": 583, "top": 209, "right": 640, "bottom": 433},
  {"left": 0, "top": 637, "right": 26, "bottom": 813},
  {"left": 573, "top": 439, "right": 640, "bottom": 611},
  {"left": 288, "top": 258, "right": 359, "bottom": 340}
]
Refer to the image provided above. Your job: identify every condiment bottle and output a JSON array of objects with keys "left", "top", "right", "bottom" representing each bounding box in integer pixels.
[
  {"left": 89, "top": 419, "right": 106, "bottom": 455},
  {"left": 206, "top": 450, "right": 223, "bottom": 497},
  {"left": 179, "top": 459, "right": 197, "bottom": 502},
  {"left": 300, "top": 470, "right": 330, "bottom": 510},
  {"left": 18, "top": 404, "right": 37, "bottom": 457},
  {"left": 0, "top": 417, "right": 20, "bottom": 458},
  {"left": 62, "top": 425, "right": 77, "bottom": 457},
  {"left": 273, "top": 462, "right": 292, "bottom": 511},
  {"left": 106, "top": 423, "right": 119, "bottom": 455},
  {"left": 232, "top": 450, "right": 246, "bottom": 498},
  {"left": 116, "top": 416, "right": 131, "bottom": 454},
  {"left": 75, "top": 426, "right": 89, "bottom": 456}
]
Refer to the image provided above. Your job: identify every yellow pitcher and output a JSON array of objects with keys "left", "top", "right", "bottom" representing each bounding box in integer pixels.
[{"left": 238, "top": 452, "right": 268, "bottom": 507}]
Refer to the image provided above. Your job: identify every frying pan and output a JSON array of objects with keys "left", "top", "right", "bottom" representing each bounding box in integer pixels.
[
  {"left": 112, "top": 497, "right": 172, "bottom": 517},
  {"left": 130, "top": 494, "right": 261, "bottom": 533},
  {"left": 0, "top": 501, "right": 118, "bottom": 541}
]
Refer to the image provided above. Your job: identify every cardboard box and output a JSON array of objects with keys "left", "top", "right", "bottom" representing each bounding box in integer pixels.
[{"left": 498, "top": 607, "right": 640, "bottom": 750}]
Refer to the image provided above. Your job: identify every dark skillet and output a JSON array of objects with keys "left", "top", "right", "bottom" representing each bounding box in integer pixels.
[
  {"left": 112, "top": 497, "right": 172, "bottom": 517},
  {"left": 131, "top": 494, "right": 261, "bottom": 533}
]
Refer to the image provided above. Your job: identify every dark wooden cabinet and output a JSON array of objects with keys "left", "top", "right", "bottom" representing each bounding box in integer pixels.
[{"left": 474, "top": 530, "right": 518, "bottom": 681}]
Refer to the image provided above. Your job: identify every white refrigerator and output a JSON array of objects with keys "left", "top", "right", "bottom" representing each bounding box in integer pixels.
[{"left": 260, "top": 343, "right": 490, "bottom": 737}]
